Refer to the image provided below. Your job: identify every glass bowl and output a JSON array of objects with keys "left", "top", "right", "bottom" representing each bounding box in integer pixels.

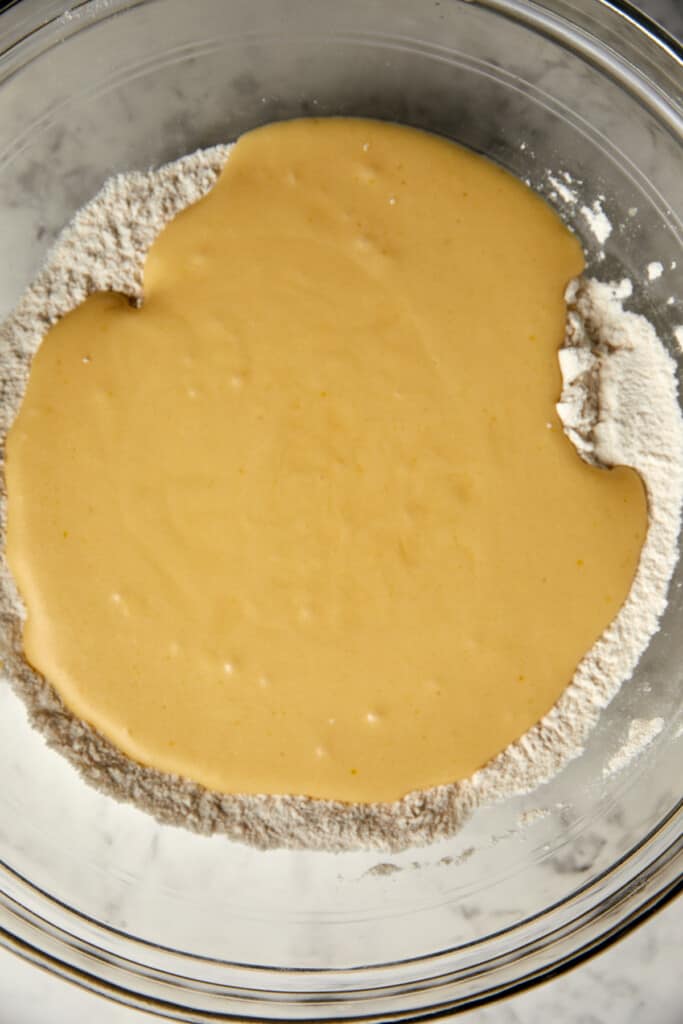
[{"left": 0, "top": 0, "right": 680, "bottom": 1019}]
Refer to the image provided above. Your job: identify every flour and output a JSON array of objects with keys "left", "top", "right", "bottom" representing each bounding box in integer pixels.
[
  {"left": 0, "top": 148, "right": 681, "bottom": 852},
  {"left": 580, "top": 198, "right": 612, "bottom": 247},
  {"left": 547, "top": 173, "right": 578, "bottom": 207},
  {"left": 543, "top": 170, "right": 612, "bottom": 256},
  {"left": 603, "top": 717, "right": 664, "bottom": 777}
]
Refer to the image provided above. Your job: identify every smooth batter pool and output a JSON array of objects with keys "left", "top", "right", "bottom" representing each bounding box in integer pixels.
[{"left": 4, "top": 118, "right": 647, "bottom": 802}]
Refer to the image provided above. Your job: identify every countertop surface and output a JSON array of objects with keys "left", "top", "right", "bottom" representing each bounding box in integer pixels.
[{"left": 0, "top": 0, "right": 681, "bottom": 1022}]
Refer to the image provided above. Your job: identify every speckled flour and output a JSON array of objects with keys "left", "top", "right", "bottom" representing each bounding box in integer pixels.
[
  {"left": 603, "top": 717, "right": 665, "bottom": 778},
  {"left": 0, "top": 147, "right": 681, "bottom": 852}
]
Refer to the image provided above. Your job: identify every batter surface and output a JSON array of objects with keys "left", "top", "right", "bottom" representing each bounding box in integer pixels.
[{"left": 5, "top": 119, "right": 646, "bottom": 802}]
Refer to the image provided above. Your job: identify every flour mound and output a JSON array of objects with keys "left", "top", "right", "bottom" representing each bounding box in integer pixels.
[{"left": 0, "top": 149, "right": 680, "bottom": 852}]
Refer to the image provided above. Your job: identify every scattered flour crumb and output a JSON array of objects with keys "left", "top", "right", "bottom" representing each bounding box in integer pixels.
[
  {"left": 603, "top": 718, "right": 664, "bottom": 777},
  {"left": 647, "top": 261, "right": 663, "bottom": 281},
  {"left": 580, "top": 198, "right": 612, "bottom": 246},
  {"left": 517, "top": 807, "right": 551, "bottom": 827},
  {"left": 364, "top": 862, "right": 402, "bottom": 877},
  {"left": 547, "top": 173, "right": 577, "bottom": 205},
  {"left": 675, "top": 326, "right": 683, "bottom": 353}
]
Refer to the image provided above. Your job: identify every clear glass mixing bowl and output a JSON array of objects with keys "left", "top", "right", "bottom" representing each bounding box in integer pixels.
[{"left": 0, "top": 0, "right": 680, "bottom": 1019}]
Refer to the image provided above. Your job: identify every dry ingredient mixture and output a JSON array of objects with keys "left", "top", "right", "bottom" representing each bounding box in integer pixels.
[
  {"left": 0, "top": 128, "right": 681, "bottom": 851},
  {"left": 603, "top": 716, "right": 664, "bottom": 778}
]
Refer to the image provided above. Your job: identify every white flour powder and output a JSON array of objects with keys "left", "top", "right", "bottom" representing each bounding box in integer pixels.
[
  {"left": 580, "top": 198, "right": 612, "bottom": 248},
  {"left": 545, "top": 170, "right": 613, "bottom": 256},
  {"left": 603, "top": 717, "right": 664, "bottom": 777},
  {"left": 0, "top": 148, "right": 681, "bottom": 852}
]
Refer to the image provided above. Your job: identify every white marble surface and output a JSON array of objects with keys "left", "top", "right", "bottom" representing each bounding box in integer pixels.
[{"left": 0, "top": 0, "right": 681, "bottom": 1021}]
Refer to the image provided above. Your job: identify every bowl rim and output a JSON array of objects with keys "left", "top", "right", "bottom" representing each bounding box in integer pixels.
[
  {"left": 0, "top": 808, "right": 680, "bottom": 1018},
  {"left": 607, "top": 0, "right": 682, "bottom": 58}
]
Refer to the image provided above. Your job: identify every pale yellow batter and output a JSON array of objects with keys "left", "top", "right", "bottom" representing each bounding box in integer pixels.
[{"left": 5, "top": 118, "right": 646, "bottom": 802}]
